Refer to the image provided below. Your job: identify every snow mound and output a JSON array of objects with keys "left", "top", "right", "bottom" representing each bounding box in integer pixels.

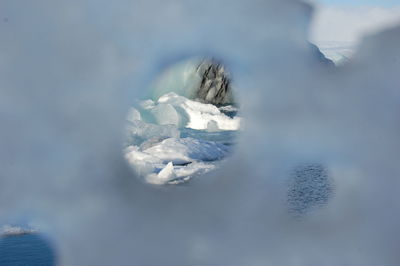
[
  {"left": 142, "top": 92, "right": 240, "bottom": 131},
  {"left": 124, "top": 137, "right": 231, "bottom": 184},
  {"left": 142, "top": 137, "right": 230, "bottom": 164},
  {"left": 125, "top": 119, "right": 180, "bottom": 146}
]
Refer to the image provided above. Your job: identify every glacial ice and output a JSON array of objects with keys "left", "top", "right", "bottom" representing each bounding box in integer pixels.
[
  {"left": 125, "top": 119, "right": 180, "bottom": 146},
  {"left": 142, "top": 138, "right": 230, "bottom": 164},
  {"left": 124, "top": 90, "right": 240, "bottom": 184},
  {"left": 150, "top": 103, "right": 181, "bottom": 126},
  {"left": 124, "top": 87, "right": 240, "bottom": 184},
  {"left": 125, "top": 136, "right": 232, "bottom": 184},
  {"left": 150, "top": 92, "right": 240, "bottom": 130},
  {"left": 126, "top": 107, "right": 141, "bottom": 122},
  {"left": 157, "top": 162, "right": 177, "bottom": 182}
]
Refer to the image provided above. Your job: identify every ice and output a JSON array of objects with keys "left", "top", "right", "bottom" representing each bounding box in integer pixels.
[
  {"left": 124, "top": 136, "right": 232, "bottom": 184},
  {"left": 218, "top": 105, "right": 238, "bottom": 113},
  {"left": 173, "top": 161, "right": 216, "bottom": 179},
  {"left": 316, "top": 42, "right": 356, "bottom": 65},
  {"left": 124, "top": 145, "right": 163, "bottom": 179},
  {"left": 157, "top": 162, "right": 177, "bottom": 181},
  {"left": 150, "top": 103, "right": 181, "bottom": 126},
  {"left": 206, "top": 120, "right": 219, "bottom": 132},
  {"left": 125, "top": 120, "right": 180, "bottom": 146},
  {"left": 152, "top": 92, "right": 240, "bottom": 130},
  {"left": 125, "top": 90, "right": 237, "bottom": 184},
  {"left": 126, "top": 107, "right": 141, "bottom": 122},
  {"left": 142, "top": 137, "right": 230, "bottom": 164}
]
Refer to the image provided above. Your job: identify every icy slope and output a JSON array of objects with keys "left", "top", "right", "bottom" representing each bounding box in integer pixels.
[{"left": 124, "top": 92, "right": 238, "bottom": 184}]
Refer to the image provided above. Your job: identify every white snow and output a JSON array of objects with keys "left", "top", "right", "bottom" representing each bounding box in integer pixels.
[
  {"left": 124, "top": 136, "right": 232, "bottom": 184},
  {"left": 124, "top": 91, "right": 239, "bottom": 185},
  {"left": 157, "top": 162, "right": 177, "bottom": 181},
  {"left": 142, "top": 137, "right": 230, "bottom": 164},
  {"left": 150, "top": 103, "right": 181, "bottom": 126},
  {"left": 316, "top": 41, "right": 356, "bottom": 65},
  {"left": 125, "top": 120, "right": 180, "bottom": 146},
  {"left": 152, "top": 92, "right": 240, "bottom": 130}
]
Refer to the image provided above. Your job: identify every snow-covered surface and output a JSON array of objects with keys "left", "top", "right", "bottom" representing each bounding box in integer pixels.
[
  {"left": 140, "top": 92, "right": 240, "bottom": 131},
  {"left": 124, "top": 92, "right": 238, "bottom": 184},
  {"left": 316, "top": 41, "right": 356, "bottom": 65}
]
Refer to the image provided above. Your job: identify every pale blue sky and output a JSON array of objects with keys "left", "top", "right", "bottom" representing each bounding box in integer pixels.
[{"left": 317, "top": 0, "right": 399, "bottom": 7}]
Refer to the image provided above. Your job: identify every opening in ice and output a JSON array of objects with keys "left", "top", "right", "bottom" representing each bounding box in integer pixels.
[{"left": 124, "top": 58, "right": 240, "bottom": 185}]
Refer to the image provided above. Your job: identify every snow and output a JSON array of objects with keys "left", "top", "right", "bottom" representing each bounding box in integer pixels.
[
  {"left": 126, "top": 107, "right": 141, "bottom": 122},
  {"left": 316, "top": 42, "right": 356, "bottom": 65},
  {"left": 153, "top": 92, "right": 240, "bottom": 130},
  {"left": 142, "top": 137, "right": 230, "bottom": 164},
  {"left": 125, "top": 119, "right": 180, "bottom": 146},
  {"left": 124, "top": 91, "right": 238, "bottom": 184},
  {"left": 157, "top": 162, "right": 177, "bottom": 182},
  {"left": 124, "top": 137, "right": 232, "bottom": 184},
  {"left": 150, "top": 103, "right": 181, "bottom": 126}
]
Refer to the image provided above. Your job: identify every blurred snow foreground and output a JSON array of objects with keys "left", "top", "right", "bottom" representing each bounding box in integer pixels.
[{"left": 1, "top": 0, "right": 400, "bottom": 265}]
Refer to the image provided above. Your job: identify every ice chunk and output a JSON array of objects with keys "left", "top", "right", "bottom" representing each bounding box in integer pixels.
[
  {"left": 173, "top": 161, "right": 216, "bottom": 179},
  {"left": 124, "top": 145, "right": 164, "bottom": 179},
  {"left": 150, "top": 103, "right": 180, "bottom": 126},
  {"left": 147, "top": 92, "right": 240, "bottom": 130},
  {"left": 139, "top": 99, "right": 155, "bottom": 110},
  {"left": 125, "top": 120, "right": 180, "bottom": 146},
  {"left": 126, "top": 107, "right": 141, "bottom": 122},
  {"left": 142, "top": 137, "right": 231, "bottom": 165},
  {"left": 157, "top": 162, "right": 177, "bottom": 181}
]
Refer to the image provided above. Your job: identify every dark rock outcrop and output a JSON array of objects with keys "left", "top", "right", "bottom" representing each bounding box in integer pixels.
[{"left": 195, "top": 60, "right": 234, "bottom": 105}]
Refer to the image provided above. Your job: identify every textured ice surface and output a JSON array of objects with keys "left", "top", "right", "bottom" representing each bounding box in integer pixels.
[
  {"left": 1, "top": 0, "right": 400, "bottom": 265},
  {"left": 317, "top": 41, "right": 356, "bottom": 65},
  {"left": 150, "top": 92, "right": 240, "bottom": 130},
  {"left": 125, "top": 137, "right": 227, "bottom": 185},
  {"left": 156, "top": 162, "right": 177, "bottom": 183},
  {"left": 142, "top": 138, "right": 230, "bottom": 164},
  {"left": 125, "top": 133, "right": 233, "bottom": 184},
  {"left": 125, "top": 119, "right": 180, "bottom": 146},
  {"left": 125, "top": 91, "right": 238, "bottom": 184}
]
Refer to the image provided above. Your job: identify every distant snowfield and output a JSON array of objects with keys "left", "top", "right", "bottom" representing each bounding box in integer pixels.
[
  {"left": 310, "top": 4, "right": 400, "bottom": 64},
  {"left": 316, "top": 41, "right": 356, "bottom": 65},
  {"left": 0, "top": 225, "right": 37, "bottom": 236}
]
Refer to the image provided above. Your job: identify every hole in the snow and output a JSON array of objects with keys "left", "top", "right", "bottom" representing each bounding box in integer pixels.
[
  {"left": 287, "top": 164, "right": 334, "bottom": 215},
  {"left": 123, "top": 57, "right": 240, "bottom": 185}
]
